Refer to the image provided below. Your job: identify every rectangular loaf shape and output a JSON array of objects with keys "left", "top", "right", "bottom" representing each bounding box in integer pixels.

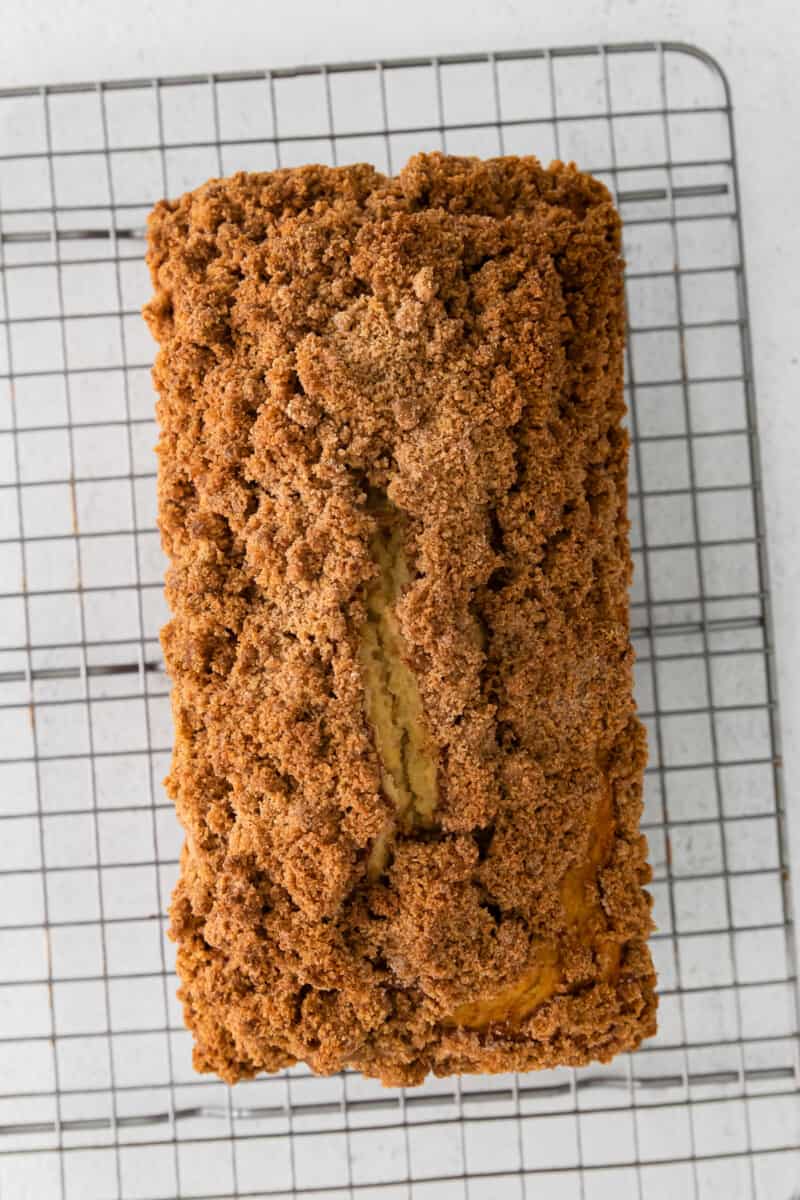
[{"left": 145, "top": 153, "right": 656, "bottom": 1086}]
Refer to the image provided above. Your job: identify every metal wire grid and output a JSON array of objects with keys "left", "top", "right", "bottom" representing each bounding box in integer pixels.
[{"left": 0, "top": 40, "right": 797, "bottom": 1199}]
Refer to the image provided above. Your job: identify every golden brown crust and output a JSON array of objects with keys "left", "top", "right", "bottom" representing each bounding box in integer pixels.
[{"left": 145, "top": 152, "right": 656, "bottom": 1087}]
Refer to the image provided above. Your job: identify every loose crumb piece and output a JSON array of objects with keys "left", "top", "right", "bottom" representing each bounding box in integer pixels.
[{"left": 144, "top": 152, "right": 656, "bottom": 1087}]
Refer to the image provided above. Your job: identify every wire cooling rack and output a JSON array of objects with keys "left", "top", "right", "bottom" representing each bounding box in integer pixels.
[{"left": 0, "top": 40, "right": 797, "bottom": 1200}]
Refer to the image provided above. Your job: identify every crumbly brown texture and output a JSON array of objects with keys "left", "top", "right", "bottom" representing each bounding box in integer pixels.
[{"left": 145, "top": 153, "right": 656, "bottom": 1087}]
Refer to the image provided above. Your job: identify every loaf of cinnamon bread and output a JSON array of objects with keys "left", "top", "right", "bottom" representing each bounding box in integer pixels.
[{"left": 144, "top": 152, "right": 656, "bottom": 1086}]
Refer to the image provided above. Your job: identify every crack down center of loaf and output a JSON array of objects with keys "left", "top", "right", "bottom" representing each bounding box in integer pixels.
[{"left": 358, "top": 496, "right": 439, "bottom": 877}]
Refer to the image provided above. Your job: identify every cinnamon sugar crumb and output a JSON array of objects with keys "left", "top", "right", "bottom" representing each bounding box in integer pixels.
[{"left": 144, "top": 152, "right": 656, "bottom": 1087}]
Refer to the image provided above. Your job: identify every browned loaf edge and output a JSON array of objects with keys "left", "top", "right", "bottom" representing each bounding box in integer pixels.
[{"left": 144, "top": 152, "right": 656, "bottom": 1087}]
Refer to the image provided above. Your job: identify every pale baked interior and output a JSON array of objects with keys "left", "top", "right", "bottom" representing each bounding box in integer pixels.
[{"left": 359, "top": 499, "right": 439, "bottom": 877}]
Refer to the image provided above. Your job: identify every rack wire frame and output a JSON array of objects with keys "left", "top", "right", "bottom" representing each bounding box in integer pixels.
[{"left": 0, "top": 40, "right": 797, "bottom": 1200}]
